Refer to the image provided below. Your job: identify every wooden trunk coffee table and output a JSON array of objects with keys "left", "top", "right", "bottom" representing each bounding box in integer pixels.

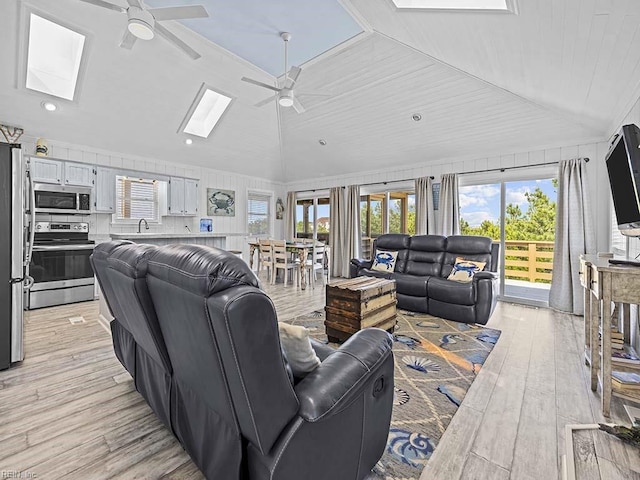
[{"left": 324, "top": 277, "right": 397, "bottom": 343}]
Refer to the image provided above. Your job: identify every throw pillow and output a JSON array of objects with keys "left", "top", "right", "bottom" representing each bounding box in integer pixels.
[
  {"left": 447, "top": 257, "right": 487, "bottom": 283},
  {"left": 371, "top": 249, "right": 399, "bottom": 272},
  {"left": 278, "top": 322, "right": 321, "bottom": 378}
]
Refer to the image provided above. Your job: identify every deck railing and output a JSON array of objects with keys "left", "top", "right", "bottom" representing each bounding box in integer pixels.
[
  {"left": 504, "top": 240, "right": 554, "bottom": 283},
  {"left": 361, "top": 237, "right": 554, "bottom": 283}
]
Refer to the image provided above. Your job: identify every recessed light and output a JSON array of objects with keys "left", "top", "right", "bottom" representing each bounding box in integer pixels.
[
  {"left": 185, "top": 138, "right": 193, "bottom": 145},
  {"left": 319, "top": 139, "right": 327, "bottom": 146},
  {"left": 412, "top": 113, "right": 422, "bottom": 122},
  {"left": 42, "top": 101, "right": 57, "bottom": 112}
]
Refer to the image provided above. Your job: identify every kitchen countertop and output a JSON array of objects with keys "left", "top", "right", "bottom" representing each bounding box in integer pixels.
[{"left": 109, "top": 232, "right": 245, "bottom": 240}]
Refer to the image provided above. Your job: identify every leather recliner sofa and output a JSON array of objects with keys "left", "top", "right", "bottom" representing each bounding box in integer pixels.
[
  {"left": 350, "top": 234, "right": 499, "bottom": 325},
  {"left": 91, "top": 242, "right": 394, "bottom": 480}
]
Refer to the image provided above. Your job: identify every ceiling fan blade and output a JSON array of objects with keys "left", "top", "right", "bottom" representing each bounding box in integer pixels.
[
  {"left": 154, "top": 22, "right": 201, "bottom": 60},
  {"left": 292, "top": 97, "right": 306, "bottom": 114},
  {"left": 297, "top": 91, "right": 331, "bottom": 97},
  {"left": 285, "top": 66, "right": 302, "bottom": 88},
  {"left": 148, "top": 5, "right": 209, "bottom": 21},
  {"left": 126, "top": 0, "right": 142, "bottom": 8},
  {"left": 255, "top": 94, "right": 278, "bottom": 108},
  {"left": 119, "top": 29, "right": 137, "bottom": 49},
  {"left": 78, "top": 0, "right": 125, "bottom": 13},
  {"left": 241, "top": 77, "right": 281, "bottom": 93}
]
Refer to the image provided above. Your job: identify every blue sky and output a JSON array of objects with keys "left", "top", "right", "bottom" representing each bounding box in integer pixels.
[{"left": 459, "top": 178, "right": 557, "bottom": 227}]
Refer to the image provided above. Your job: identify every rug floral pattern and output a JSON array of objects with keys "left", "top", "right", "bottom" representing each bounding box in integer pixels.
[{"left": 288, "top": 309, "right": 501, "bottom": 480}]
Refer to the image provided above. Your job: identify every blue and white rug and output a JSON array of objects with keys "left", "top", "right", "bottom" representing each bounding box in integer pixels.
[{"left": 289, "top": 309, "right": 502, "bottom": 480}]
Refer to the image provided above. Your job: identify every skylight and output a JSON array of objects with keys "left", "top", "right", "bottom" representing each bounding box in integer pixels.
[
  {"left": 182, "top": 86, "right": 233, "bottom": 138},
  {"left": 392, "top": 0, "right": 514, "bottom": 12},
  {"left": 26, "top": 14, "right": 85, "bottom": 101}
]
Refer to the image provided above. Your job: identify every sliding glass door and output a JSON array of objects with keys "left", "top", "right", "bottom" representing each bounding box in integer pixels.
[
  {"left": 459, "top": 170, "right": 557, "bottom": 306},
  {"left": 296, "top": 197, "right": 330, "bottom": 244}
]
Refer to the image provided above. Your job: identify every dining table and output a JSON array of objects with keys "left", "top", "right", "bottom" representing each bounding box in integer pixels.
[{"left": 248, "top": 240, "right": 327, "bottom": 290}]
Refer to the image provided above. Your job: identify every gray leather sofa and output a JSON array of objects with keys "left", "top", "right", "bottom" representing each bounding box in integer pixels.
[
  {"left": 350, "top": 234, "right": 499, "bottom": 325},
  {"left": 91, "top": 242, "right": 394, "bottom": 480}
]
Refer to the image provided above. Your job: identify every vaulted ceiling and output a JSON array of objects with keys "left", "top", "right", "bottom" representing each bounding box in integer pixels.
[{"left": 1, "top": 0, "right": 639, "bottom": 183}]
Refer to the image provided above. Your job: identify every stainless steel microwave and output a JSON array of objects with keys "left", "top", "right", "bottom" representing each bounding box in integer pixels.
[{"left": 33, "top": 184, "right": 92, "bottom": 214}]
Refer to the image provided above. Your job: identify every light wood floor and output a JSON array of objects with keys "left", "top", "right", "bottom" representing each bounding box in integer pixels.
[{"left": 0, "top": 277, "right": 632, "bottom": 479}]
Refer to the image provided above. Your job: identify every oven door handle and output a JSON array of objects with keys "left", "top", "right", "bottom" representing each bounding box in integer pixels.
[{"left": 32, "top": 245, "right": 96, "bottom": 251}]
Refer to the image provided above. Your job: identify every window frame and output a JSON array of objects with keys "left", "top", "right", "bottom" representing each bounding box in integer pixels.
[
  {"left": 247, "top": 189, "right": 273, "bottom": 237},
  {"left": 112, "top": 175, "right": 164, "bottom": 225},
  {"left": 18, "top": 5, "right": 92, "bottom": 106}
]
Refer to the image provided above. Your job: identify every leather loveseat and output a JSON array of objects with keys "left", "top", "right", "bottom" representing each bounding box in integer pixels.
[
  {"left": 350, "top": 234, "right": 499, "bottom": 325},
  {"left": 91, "top": 241, "right": 394, "bottom": 480}
]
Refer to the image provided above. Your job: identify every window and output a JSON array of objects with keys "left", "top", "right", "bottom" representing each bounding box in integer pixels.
[
  {"left": 116, "top": 176, "right": 160, "bottom": 222},
  {"left": 360, "top": 189, "right": 415, "bottom": 257},
  {"left": 295, "top": 196, "right": 330, "bottom": 243},
  {"left": 26, "top": 14, "right": 86, "bottom": 100},
  {"left": 181, "top": 84, "right": 233, "bottom": 138},
  {"left": 391, "top": 0, "right": 515, "bottom": 12},
  {"left": 248, "top": 193, "right": 271, "bottom": 236}
]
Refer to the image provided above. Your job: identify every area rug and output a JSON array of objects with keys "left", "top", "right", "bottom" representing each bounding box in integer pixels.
[{"left": 287, "top": 309, "right": 501, "bottom": 480}]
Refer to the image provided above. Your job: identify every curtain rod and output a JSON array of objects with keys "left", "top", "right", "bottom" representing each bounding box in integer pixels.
[
  {"left": 295, "top": 176, "right": 434, "bottom": 194},
  {"left": 460, "top": 157, "right": 589, "bottom": 176},
  {"left": 293, "top": 158, "right": 589, "bottom": 194}
]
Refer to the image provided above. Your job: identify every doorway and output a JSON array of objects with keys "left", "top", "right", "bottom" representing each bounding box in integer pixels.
[{"left": 459, "top": 170, "right": 557, "bottom": 306}]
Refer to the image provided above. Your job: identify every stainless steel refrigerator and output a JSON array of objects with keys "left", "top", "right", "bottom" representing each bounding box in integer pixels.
[{"left": 0, "top": 142, "right": 32, "bottom": 370}]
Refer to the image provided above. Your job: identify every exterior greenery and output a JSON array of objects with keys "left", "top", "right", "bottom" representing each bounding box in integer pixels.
[{"left": 460, "top": 185, "right": 556, "bottom": 242}]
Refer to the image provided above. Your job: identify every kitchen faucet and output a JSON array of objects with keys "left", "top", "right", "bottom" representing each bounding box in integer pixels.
[{"left": 137, "top": 218, "right": 149, "bottom": 233}]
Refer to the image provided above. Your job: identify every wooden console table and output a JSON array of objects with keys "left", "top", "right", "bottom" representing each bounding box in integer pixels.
[{"left": 580, "top": 254, "right": 640, "bottom": 416}]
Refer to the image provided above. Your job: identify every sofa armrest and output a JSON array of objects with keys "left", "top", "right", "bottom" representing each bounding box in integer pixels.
[
  {"left": 473, "top": 271, "right": 498, "bottom": 325},
  {"left": 474, "top": 271, "right": 498, "bottom": 282},
  {"left": 309, "top": 338, "right": 336, "bottom": 362},
  {"left": 350, "top": 258, "right": 372, "bottom": 278},
  {"left": 294, "top": 329, "right": 393, "bottom": 422}
]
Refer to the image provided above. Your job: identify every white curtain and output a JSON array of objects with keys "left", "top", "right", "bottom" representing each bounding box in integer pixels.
[
  {"left": 329, "top": 187, "right": 344, "bottom": 277},
  {"left": 284, "top": 191, "right": 296, "bottom": 241},
  {"left": 415, "top": 176, "right": 435, "bottom": 235},
  {"left": 549, "top": 158, "right": 595, "bottom": 315},
  {"left": 342, "top": 185, "right": 361, "bottom": 277},
  {"left": 438, "top": 173, "right": 460, "bottom": 236}
]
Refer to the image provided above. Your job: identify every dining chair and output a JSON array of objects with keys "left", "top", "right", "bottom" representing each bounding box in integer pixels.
[
  {"left": 303, "top": 243, "right": 327, "bottom": 288},
  {"left": 258, "top": 238, "right": 273, "bottom": 282},
  {"left": 271, "top": 240, "right": 298, "bottom": 286}
]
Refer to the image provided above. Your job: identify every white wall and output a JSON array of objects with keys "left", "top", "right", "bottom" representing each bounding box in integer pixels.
[
  {"left": 286, "top": 141, "right": 611, "bottom": 253},
  {"left": 20, "top": 135, "right": 285, "bottom": 259}
]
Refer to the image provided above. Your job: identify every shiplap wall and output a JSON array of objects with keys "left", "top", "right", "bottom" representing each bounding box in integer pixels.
[
  {"left": 19, "top": 135, "right": 285, "bottom": 258},
  {"left": 286, "top": 140, "right": 612, "bottom": 253}
]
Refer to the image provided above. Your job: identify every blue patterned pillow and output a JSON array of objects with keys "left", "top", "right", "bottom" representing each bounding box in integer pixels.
[
  {"left": 371, "top": 249, "right": 398, "bottom": 272},
  {"left": 447, "top": 257, "right": 486, "bottom": 283}
]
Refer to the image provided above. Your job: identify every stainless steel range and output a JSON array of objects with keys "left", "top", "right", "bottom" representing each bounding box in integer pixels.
[{"left": 28, "top": 221, "right": 95, "bottom": 309}]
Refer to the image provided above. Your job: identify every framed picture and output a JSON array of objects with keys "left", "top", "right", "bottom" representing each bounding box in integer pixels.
[
  {"left": 207, "top": 188, "right": 235, "bottom": 216},
  {"left": 275, "top": 197, "right": 284, "bottom": 220}
]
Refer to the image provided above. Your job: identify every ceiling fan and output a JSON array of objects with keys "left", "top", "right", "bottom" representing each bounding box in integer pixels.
[
  {"left": 78, "top": 0, "right": 209, "bottom": 60},
  {"left": 241, "top": 32, "right": 329, "bottom": 114}
]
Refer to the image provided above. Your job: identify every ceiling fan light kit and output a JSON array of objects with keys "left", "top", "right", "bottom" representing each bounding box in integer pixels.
[
  {"left": 278, "top": 92, "right": 294, "bottom": 107},
  {"left": 127, "top": 19, "right": 154, "bottom": 40}
]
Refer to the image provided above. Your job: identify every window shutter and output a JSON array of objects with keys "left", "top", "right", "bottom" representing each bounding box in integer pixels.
[
  {"left": 116, "top": 176, "right": 159, "bottom": 221},
  {"left": 248, "top": 193, "right": 270, "bottom": 235}
]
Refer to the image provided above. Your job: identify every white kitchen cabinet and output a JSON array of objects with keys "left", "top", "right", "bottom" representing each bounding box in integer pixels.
[
  {"left": 169, "top": 177, "right": 185, "bottom": 215},
  {"left": 64, "top": 162, "right": 94, "bottom": 187},
  {"left": 184, "top": 179, "right": 199, "bottom": 216},
  {"left": 168, "top": 177, "right": 199, "bottom": 216},
  {"left": 30, "top": 157, "right": 63, "bottom": 184},
  {"left": 94, "top": 167, "right": 116, "bottom": 213}
]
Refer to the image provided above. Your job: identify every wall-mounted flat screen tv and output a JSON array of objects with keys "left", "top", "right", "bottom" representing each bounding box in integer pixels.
[{"left": 606, "top": 123, "right": 640, "bottom": 237}]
